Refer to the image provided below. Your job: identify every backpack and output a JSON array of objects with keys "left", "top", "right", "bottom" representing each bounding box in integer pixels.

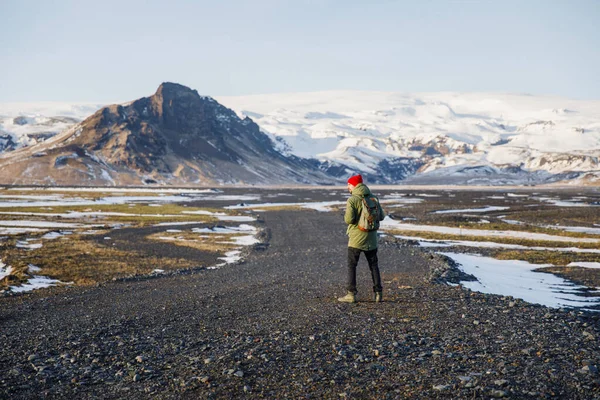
[{"left": 357, "top": 195, "right": 382, "bottom": 232}]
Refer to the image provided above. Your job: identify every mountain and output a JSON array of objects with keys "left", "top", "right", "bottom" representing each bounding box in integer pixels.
[
  {"left": 2, "top": 89, "right": 600, "bottom": 186},
  {"left": 214, "top": 91, "right": 600, "bottom": 185},
  {"left": 0, "top": 83, "right": 332, "bottom": 186}
]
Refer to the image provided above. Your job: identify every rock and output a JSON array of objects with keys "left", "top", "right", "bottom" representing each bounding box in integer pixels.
[
  {"left": 234, "top": 370, "right": 244, "bottom": 378},
  {"left": 135, "top": 356, "right": 144, "bottom": 363},
  {"left": 204, "top": 358, "right": 213, "bottom": 364},
  {"left": 433, "top": 385, "right": 449, "bottom": 391},
  {"left": 27, "top": 354, "right": 38, "bottom": 361},
  {"left": 199, "top": 376, "right": 210, "bottom": 383},
  {"left": 580, "top": 365, "right": 599, "bottom": 375},
  {"left": 490, "top": 389, "right": 507, "bottom": 398},
  {"left": 583, "top": 331, "right": 595, "bottom": 341},
  {"left": 494, "top": 379, "right": 508, "bottom": 386}
]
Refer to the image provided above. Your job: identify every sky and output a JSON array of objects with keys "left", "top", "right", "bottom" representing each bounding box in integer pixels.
[{"left": 1, "top": 0, "right": 598, "bottom": 102}]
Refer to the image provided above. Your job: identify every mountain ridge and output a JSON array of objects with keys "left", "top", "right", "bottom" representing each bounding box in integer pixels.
[{"left": 1, "top": 88, "right": 600, "bottom": 185}]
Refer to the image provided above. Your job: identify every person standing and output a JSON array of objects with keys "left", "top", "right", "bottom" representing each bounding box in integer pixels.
[{"left": 338, "top": 174, "right": 385, "bottom": 303}]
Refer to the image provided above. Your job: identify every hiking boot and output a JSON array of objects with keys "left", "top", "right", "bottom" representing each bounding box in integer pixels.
[
  {"left": 337, "top": 292, "right": 356, "bottom": 303},
  {"left": 374, "top": 292, "right": 383, "bottom": 303}
]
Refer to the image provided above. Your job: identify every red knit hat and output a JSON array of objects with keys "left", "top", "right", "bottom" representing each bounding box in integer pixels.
[{"left": 347, "top": 174, "right": 363, "bottom": 186}]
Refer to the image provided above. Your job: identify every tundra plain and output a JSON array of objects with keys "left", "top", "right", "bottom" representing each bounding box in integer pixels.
[{"left": 1, "top": 186, "right": 599, "bottom": 399}]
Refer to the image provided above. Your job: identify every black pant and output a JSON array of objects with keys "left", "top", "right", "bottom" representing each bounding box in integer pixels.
[{"left": 347, "top": 247, "right": 382, "bottom": 294}]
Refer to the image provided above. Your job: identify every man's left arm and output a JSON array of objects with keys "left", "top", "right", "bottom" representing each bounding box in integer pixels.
[{"left": 377, "top": 198, "right": 386, "bottom": 221}]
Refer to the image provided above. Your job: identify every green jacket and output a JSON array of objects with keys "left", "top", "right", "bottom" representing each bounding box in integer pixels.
[{"left": 344, "top": 183, "right": 385, "bottom": 251}]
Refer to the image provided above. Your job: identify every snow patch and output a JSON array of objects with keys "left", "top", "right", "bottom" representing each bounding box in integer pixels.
[
  {"left": 567, "top": 262, "right": 600, "bottom": 269},
  {"left": 442, "top": 252, "right": 600, "bottom": 309}
]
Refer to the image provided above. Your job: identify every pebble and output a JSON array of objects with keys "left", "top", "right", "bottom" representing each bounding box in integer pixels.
[
  {"left": 580, "top": 365, "right": 599, "bottom": 375},
  {"left": 490, "top": 389, "right": 507, "bottom": 398},
  {"left": 433, "top": 385, "right": 449, "bottom": 391},
  {"left": 234, "top": 370, "right": 244, "bottom": 378}
]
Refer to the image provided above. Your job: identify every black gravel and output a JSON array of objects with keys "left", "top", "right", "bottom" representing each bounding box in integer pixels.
[{"left": 1, "top": 209, "right": 599, "bottom": 399}]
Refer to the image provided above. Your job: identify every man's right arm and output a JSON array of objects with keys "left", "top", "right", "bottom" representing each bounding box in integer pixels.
[{"left": 344, "top": 197, "right": 357, "bottom": 225}]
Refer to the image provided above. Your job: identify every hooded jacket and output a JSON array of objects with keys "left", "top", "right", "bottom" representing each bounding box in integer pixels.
[{"left": 344, "top": 183, "right": 385, "bottom": 250}]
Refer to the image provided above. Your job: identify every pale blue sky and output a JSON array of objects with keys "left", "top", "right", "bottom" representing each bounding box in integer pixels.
[{"left": 1, "top": 0, "right": 598, "bottom": 101}]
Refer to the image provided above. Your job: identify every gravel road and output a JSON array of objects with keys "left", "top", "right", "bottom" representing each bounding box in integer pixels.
[{"left": 1, "top": 209, "right": 599, "bottom": 399}]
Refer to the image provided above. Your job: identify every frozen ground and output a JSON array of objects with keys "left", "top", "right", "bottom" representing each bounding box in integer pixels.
[
  {"left": 441, "top": 252, "right": 600, "bottom": 309},
  {"left": 1, "top": 186, "right": 599, "bottom": 309},
  {"left": 433, "top": 206, "right": 510, "bottom": 214}
]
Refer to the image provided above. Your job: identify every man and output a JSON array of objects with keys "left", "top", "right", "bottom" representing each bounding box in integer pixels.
[{"left": 338, "top": 174, "right": 385, "bottom": 303}]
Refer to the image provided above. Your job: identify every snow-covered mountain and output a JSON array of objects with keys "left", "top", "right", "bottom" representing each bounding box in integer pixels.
[
  {"left": 1, "top": 90, "right": 599, "bottom": 185},
  {"left": 0, "top": 103, "right": 103, "bottom": 152},
  {"left": 214, "top": 91, "right": 600, "bottom": 185}
]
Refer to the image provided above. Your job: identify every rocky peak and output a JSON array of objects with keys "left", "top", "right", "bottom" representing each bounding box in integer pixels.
[
  {"left": 0, "top": 82, "right": 334, "bottom": 185},
  {"left": 149, "top": 82, "right": 206, "bottom": 123}
]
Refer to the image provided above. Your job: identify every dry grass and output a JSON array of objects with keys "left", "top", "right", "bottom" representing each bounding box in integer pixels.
[
  {"left": 146, "top": 231, "right": 243, "bottom": 253},
  {"left": 0, "top": 199, "right": 254, "bottom": 290},
  {"left": 386, "top": 229, "right": 600, "bottom": 249},
  {"left": 0, "top": 189, "right": 187, "bottom": 200},
  {"left": 414, "top": 220, "right": 600, "bottom": 239},
  {"left": 534, "top": 266, "right": 600, "bottom": 288},
  {"left": 239, "top": 205, "right": 307, "bottom": 212},
  {"left": 501, "top": 207, "right": 600, "bottom": 227},
  {"left": 0, "top": 203, "right": 247, "bottom": 227},
  {"left": 0, "top": 203, "right": 220, "bottom": 216},
  {"left": 0, "top": 233, "right": 197, "bottom": 288},
  {"left": 491, "top": 250, "right": 600, "bottom": 266}
]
